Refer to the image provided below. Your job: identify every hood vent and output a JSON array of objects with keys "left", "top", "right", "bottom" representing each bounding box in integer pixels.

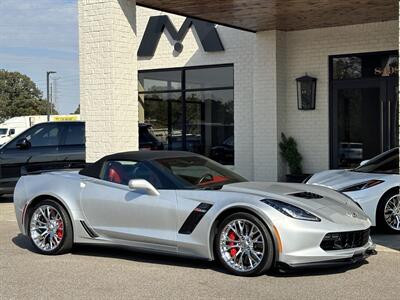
[{"left": 290, "top": 192, "right": 323, "bottom": 199}]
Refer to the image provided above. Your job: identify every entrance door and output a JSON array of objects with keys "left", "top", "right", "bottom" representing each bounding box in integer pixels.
[{"left": 331, "top": 78, "right": 398, "bottom": 168}]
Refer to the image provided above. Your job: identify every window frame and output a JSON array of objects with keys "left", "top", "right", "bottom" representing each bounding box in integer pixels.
[{"left": 138, "top": 64, "right": 234, "bottom": 161}]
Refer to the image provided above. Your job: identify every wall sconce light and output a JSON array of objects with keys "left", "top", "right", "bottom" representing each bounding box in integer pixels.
[{"left": 296, "top": 74, "right": 317, "bottom": 110}]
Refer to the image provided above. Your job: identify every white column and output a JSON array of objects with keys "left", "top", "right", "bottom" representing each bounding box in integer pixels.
[
  {"left": 79, "top": 0, "right": 138, "bottom": 162},
  {"left": 252, "top": 30, "right": 286, "bottom": 181}
]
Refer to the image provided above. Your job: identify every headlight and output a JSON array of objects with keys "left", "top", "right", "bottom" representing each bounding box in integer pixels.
[
  {"left": 261, "top": 199, "right": 321, "bottom": 222},
  {"left": 339, "top": 180, "right": 384, "bottom": 193}
]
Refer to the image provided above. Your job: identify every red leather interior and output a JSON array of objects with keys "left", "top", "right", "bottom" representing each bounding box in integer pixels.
[{"left": 108, "top": 168, "right": 122, "bottom": 184}]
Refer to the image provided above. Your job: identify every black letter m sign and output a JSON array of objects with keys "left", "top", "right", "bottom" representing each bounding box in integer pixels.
[{"left": 138, "top": 16, "right": 224, "bottom": 57}]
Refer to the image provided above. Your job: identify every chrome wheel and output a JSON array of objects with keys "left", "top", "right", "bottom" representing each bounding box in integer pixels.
[
  {"left": 219, "top": 219, "right": 265, "bottom": 273},
  {"left": 30, "top": 205, "right": 64, "bottom": 252},
  {"left": 384, "top": 194, "right": 400, "bottom": 231}
]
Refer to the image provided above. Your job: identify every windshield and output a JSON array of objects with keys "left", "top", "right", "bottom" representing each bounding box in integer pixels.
[
  {"left": 0, "top": 128, "right": 8, "bottom": 135},
  {"left": 353, "top": 148, "right": 399, "bottom": 174},
  {"left": 155, "top": 156, "right": 247, "bottom": 189}
]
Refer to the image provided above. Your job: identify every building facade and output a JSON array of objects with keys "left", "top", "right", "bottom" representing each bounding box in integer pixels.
[{"left": 79, "top": 1, "right": 399, "bottom": 181}]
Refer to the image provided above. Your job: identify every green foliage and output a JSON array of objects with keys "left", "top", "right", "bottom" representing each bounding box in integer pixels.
[
  {"left": 74, "top": 105, "right": 80, "bottom": 114},
  {"left": 279, "top": 133, "right": 303, "bottom": 175},
  {"left": 0, "top": 69, "right": 57, "bottom": 122}
]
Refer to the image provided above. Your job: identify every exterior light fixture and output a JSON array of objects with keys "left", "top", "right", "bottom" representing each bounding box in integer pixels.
[{"left": 296, "top": 74, "right": 317, "bottom": 110}]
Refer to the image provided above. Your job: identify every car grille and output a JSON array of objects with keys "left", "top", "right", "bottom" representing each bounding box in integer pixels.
[
  {"left": 290, "top": 192, "right": 323, "bottom": 199},
  {"left": 320, "top": 228, "right": 370, "bottom": 251}
]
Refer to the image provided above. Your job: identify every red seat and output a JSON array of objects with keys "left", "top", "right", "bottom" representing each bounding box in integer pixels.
[{"left": 106, "top": 162, "right": 126, "bottom": 184}]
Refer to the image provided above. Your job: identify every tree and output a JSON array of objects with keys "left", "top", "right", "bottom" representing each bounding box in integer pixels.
[
  {"left": 0, "top": 69, "right": 57, "bottom": 122},
  {"left": 73, "top": 105, "right": 80, "bottom": 114}
]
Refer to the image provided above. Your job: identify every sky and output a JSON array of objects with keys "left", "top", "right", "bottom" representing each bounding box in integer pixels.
[{"left": 0, "top": 0, "right": 79, "bottom": 114}]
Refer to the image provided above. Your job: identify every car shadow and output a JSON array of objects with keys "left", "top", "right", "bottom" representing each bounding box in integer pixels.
[
  {"left": 12, "top": 234, "right": 39, "bottom": 253},
  {"left": 12, "top": 234, "right": 370, "bottom": 277},
  {"left": 266, "top": 260, "right": 369, "bottom": 278},
  {"left": 370, "top": 227, "right": 400, "bottom": 251}
]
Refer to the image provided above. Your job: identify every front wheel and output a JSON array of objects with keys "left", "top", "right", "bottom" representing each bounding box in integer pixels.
[
  {"left": 377, "top": 189, "right": 400, "bottom": 233},
  {"left": 215, "top": 212, "right": 274, "bottom": 276},
  {"left": 28, "top": 199, "right": 73, "bottom": 254}
]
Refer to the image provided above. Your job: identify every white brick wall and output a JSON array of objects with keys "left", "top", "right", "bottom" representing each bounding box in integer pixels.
[
  {"left": 252, "top": 31, "right": 279, "bottom": 181},
  {"left": 79, "top": 0, "right": 138, "bottom": 163}
]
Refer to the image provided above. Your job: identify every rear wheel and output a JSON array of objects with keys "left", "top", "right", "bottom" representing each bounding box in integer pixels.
[
  {"left": 28, "top": 199, "right": 73, "bottom": 254},
  {"left": 215, "top": 212, "right": 274, "bottom": 276},
  {"left": 377, "top": 189, "right": 400, "bottom": 233}
]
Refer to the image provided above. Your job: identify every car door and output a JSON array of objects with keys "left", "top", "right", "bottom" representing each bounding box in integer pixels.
[
  {"left": 58, "top": 122, "right": 86, "bottom": 169},
  {"left": 0, "top": 122, "right": 63, "bottom": 188},
  {"left": 80, "top": 160, "right": 178, "bottom": 252}
]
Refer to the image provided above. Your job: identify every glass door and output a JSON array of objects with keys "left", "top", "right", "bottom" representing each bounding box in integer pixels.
[{"left": 331, "top": 78, "right": 398, "bottom": 169}]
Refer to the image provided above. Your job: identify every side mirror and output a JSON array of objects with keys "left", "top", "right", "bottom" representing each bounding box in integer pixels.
[
  {"left": 128, "top": 179, "right": 160, "bottom": 196},
  {"left": 16, "top": 138, "right": 31, "bottom": 150},
  {"left": 8, "top": 129, "right": 15, "bottom": 136},
  {"left": 360, "top": 160, "right": 369, "bottom": 167}
]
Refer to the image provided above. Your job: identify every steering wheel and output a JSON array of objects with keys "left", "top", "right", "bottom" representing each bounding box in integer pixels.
[{"left": 198, "top": 173, "right": 214, "bottom": 184}]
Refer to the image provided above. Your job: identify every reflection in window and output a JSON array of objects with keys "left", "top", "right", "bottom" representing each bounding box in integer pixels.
[
  {"left": 332, "top": 52, "right": 399, "bottom": 80},
  {"left": 139, "top": 70, "right": 181, "bottom": 92},
  {"left": 138, "top": 65, "right": 234, "bottom": 165},
  {"left": 333, "top": 57, "right": 362, "bottom": 80}
]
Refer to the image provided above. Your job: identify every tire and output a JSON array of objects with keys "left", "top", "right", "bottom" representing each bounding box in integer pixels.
[
  {"left": 215, "top": 212, "right": 274, "bottom": 276},
  {"left": 376, "top": 188, "right": 400, "bottom": 233},
  {"left": 28, "top": 199, "right": 73, "bottom": 254}
]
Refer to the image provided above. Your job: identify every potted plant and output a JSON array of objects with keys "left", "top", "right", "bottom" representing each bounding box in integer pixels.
[{"left": 279, "top": 133, "right": 309, "bottom": 183}]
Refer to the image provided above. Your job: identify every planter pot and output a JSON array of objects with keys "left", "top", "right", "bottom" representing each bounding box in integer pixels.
[{"left": 285, "top": 174, "right": 310, "bottom": 183}]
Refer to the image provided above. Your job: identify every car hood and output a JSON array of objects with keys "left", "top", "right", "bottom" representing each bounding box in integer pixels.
[
  {"left": 222, "top": 182, "right": 368, "bottom": 224},
  {"left": 223, "top": 182, "right": 354, "bottom": 210},
  {"left": 306, "top": 169, "right": 388, "bottom": 191}
]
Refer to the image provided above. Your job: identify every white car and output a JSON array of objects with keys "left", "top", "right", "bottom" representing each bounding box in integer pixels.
[{"left": 306, "top": 148, "right": 399, "bottom": 233}]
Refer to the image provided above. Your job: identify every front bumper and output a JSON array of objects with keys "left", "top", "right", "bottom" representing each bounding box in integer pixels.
[
  {"left": 278, "top": 245, "right": 376, "bottom": 269},
  {"left": 271, "top": 212, "right": 374, "bottom": 267}
]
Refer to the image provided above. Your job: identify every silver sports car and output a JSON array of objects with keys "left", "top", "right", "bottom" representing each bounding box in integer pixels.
[{"left": 14, "top": 151, "right": 375, "bottom": 276}]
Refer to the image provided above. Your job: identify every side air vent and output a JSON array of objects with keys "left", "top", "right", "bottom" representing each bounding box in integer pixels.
[
  {"left": 80, "top": 220, "right": 99, "bottom": 238},
  {"left": 290, "top": 192, "right": 323, "bottom": 199},
  {"left": 178, "top": 203, "right": 213, "bottom": 235}
]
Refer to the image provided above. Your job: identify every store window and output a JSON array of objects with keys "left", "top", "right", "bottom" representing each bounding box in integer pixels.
[{"left": 138, "top": 65, "right": 234, "bottom": 165}]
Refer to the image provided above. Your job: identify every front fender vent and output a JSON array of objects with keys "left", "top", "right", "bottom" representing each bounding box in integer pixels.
[
  {"left": 178, "top": 203, "right": 213, "bottom": 235},
  {"left": 290, "top": 192, "right": 323, "bottom": 199}
]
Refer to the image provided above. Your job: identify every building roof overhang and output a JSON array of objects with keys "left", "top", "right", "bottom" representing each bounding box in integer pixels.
[{"left": 137, "top": 0, "right": 398, "bottom": 32}]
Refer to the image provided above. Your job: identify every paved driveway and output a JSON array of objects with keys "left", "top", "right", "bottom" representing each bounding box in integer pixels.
[{"left": 1, "top": 196, "right": 399, "bottom": 300}]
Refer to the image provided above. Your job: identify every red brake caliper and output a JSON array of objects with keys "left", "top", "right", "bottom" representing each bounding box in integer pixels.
[
  {"left": 56, "top": 221, "right": 63, "bottom": 239},
  {"left": 228, "top": 231, "right": 237, "bottom": 257}
]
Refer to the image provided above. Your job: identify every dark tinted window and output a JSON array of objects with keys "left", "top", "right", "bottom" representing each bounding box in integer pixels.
[
  {"left": 7, "top": 123, "right": 62, "bottom": 148},
  {"left": 138, "top": 65, "right": 234, "bottom": 165},
  {"left": 139, "top": 70, "right": 181, "bottom": 92},
  {"left": 64, "top": 123, "right": 85, "bottom": 145},
  {"left": 155, "top": 156, "right": 246, "bottom": 189},
  {"left": 354, "top": 148, "right": 399, "bottom": 174},
  {"left": 101, "top": 160, "right": 162, "bottom": 188},
  {"left": 333, "top": 53, "right": 398, "bottom": 80},
  {"left": 186, "top": 66, "right": 234, "bottom": 90}
]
